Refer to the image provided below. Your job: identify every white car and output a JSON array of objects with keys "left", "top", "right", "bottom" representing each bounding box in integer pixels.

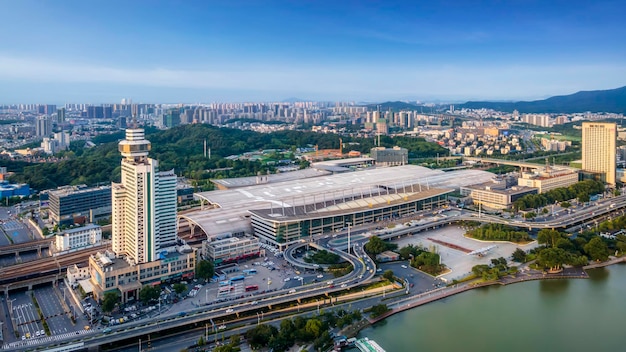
[
  {"left": 341, "top": 284, "right": 347, "bottom": 288},
  {"left": 316, "top": 274, "right": 324, "bottom": 279},
  {"left": 288, "top": 289, "right": 297, "bottom": 294},
  {"left": 251, "top": 301, "right": 258, "bottom": 305},
  {"left": 401, "top": 265, "right": 408, "bottom": 269},
  {"left": 225, "top": 308, "right": 234, "bottom": 313},
  {"left": 218, "top": 325, "right": 226, "bottom": 330},
  {"left": 283, "top": 277, "right": 291, "bottom": 282}
]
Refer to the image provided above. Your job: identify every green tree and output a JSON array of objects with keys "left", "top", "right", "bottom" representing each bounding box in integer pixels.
[
  {"left": 584, "top": 237, "right": 610, "bottom": 262},
  {"left": 304, "top": 318, "right": 323, "bottom": 338},
  {"left": 369, "top": 304, "right": 390, "bottom": 318},
  {"left": 196, "top": 259, "right": 215, "bottom": 280},
  {"left": 382, "top": 270, "right": 394, "bottom": 282},
  {"left": 245, "top": 324, "right": 278, "bottom": 349},
  {"left": 364, "top": 236, "right": 388, "bottom": 255},
  {"left": 101, "top": 291, "right": 119, "bottom": 313},
  {"left": 138, "top": 285, "right": 160, "bottom": 305},
  {"left": 173, "top": 283, "right": 187, "bottom": 295},
  {"left": 537, "top": 247, "right": 567, "bottom": 271},
  {"left": 537, "top": 229, "right": 563, "bottom": 248},
  {"left": 511, "top": 248, "right": 527, "bottom": 263}
]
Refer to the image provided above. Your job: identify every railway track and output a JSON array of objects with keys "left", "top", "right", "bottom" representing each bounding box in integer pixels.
[{"left": 0, "top": 244, "right": 110, "bottom": 285}]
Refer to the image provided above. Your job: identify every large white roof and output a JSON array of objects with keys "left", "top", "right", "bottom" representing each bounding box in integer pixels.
[{"left": 181, "top": 165, "right": 495, "bottom": 236}]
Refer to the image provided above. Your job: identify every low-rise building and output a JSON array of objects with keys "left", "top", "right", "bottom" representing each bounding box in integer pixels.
[
  {"left": 202, "top": 234, "right": 260, "bottom": 265},
  {"left": 370, "top": 147, "right": 408, "bottom": 166},
  {"left": 48, "top": 185, "right": 111, "bottom": 225},
  {"left": 55, "top": 224, "right": 102, "bottom": 252},
  {"left": 517, "top": 166, "right": 579, "bottom": 193},
  {"left": 376, "top": 250, "right": 400, "bottom": 262},
  {"left": 89, "top": 246, "right": 196, "bottom": 303},
  {"left": 462, "top": 176, "right": 538, "bottom": 210}
]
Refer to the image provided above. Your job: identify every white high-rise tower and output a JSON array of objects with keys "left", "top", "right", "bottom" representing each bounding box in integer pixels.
[
  {"left": 582, "top": 122, "right": 616, "bottom": 185},
  {"left": 112, "top": 129, "right": 177, "bottom": 265}
]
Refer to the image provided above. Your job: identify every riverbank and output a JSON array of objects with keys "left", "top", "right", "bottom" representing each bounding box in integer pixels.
[{"left": 366, "top": 265, "right": 594, "bottom": 325}]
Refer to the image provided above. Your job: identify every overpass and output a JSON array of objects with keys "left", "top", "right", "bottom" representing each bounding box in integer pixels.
[
  {"left": 464, "top": 157, "right": 578, "bottom": 172},
  {"left": 0, "top": 238, "right": 52, "bottom": 257}
]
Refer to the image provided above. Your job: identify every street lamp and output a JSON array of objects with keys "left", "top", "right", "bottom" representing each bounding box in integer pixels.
[{"left": 346, "top": 222, "right": 352, "bottom": 254}]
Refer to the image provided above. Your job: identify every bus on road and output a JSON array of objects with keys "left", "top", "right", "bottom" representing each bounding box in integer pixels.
[{"left": 245, "top": 285, "right": 259, "bottom": 292}]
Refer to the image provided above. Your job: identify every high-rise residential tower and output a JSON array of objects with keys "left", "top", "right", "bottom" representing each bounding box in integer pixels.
[
  {"left": 111, "top": 129, "right": 177, "bottom": 265},
  {"left": 582, "top": 121, "right": 616, "bottom": 185}
]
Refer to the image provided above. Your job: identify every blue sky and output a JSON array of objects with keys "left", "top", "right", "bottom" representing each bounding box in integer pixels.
[{"left": 0, "top": 0, "right": 624, "bottom": 103}]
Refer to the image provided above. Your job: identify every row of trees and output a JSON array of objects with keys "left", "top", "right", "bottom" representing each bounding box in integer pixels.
[
  {"left": 245, "top": 309, "right": 361, "bottom": 352},
  {"left": 466, "top": 223, "right": 531, "bottom": 243},
  {"left": 512, "top": 180, "right": 605, "bottom": 211},
  {"left": 509, "top": 228, "right": 616, "bottom": 271}
]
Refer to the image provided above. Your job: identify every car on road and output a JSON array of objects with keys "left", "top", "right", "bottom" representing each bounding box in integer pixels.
[
  {"left": 316, "top": 274, "right": 324, "bottom": 278},
  {"left": 401, "top": 265, "right": 408, "bottom": 269},
  {"left": 283, "top": 277, "right": 291, "bottom": 282},
  {"left": 103, "top": 328, "right": 112, "bottom": 334},
  {"left": 40, "top": 330, "right": 45, "bottom": 336},
  {"left": 288, "top": 289, "right": 297, "bottom": 294},
  {"left": 341, "top": 284, "right": 347, "bottom": 288},
  {"left": 225, "top": 308, "right": 234, "bottom": 313},
  {"left": 251, "top": 301, "right": 258, "bottom": 305},
  {"left": 218, "top": 325, "right": 226, "bottom": 330},
  {"left": 327, "top": 280, "right": 334, "bottom": 285}
]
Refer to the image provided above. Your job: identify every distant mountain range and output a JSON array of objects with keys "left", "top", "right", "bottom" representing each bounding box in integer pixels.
[
  {"left": 365, "top": 101, "right": 422, "bottom": 112},
  {"left": 459, "top": 86, "right": 626, "bottom": 114}
]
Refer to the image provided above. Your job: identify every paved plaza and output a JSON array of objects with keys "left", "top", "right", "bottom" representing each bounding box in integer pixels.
[{"left": 391, "top": 225, "right": 539, "bottom": 281}]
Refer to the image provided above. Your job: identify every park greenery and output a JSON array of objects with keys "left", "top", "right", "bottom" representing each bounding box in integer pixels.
[
  {"left": 410, "top": 251, "right": 445, "bottom": 276},
  {"left": 466, "top": 223, "right": 531, "bottom": 243},
  {"left": 304, "top": 250, "right": 341, "bottom": 264},
  {"left": 244, "top": 309, "right": 362, "bottom": 352},
  {"left": 471, "top": 257, "right": 515, "bottom": 281},
  {"left": 8, "top": 124, "right": 448, "bottom": 191},
  {"left": 512, "top": 180, "right": 605, "bottom": 211},
  {"left": 364, "top": 236, "right": 398, "bottom": 256},
  {"left": 369, "top": 304, "right": 390, "bottom": 318},
  {"left": 195, "top": 260, "right": 215, "bottom": 281}
]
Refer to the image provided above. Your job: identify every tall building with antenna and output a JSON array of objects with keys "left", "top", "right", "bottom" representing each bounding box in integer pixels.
[{"left": 111, "top": 129, "right": 177, "bottom": 264}]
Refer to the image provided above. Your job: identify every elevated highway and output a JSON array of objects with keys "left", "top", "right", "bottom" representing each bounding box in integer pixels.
[
  {"left": 464, "top": 156, "right": 578, "bottom": 172},
  {"left": 0, "top": 237, "right": 52, "bottom": 257}
]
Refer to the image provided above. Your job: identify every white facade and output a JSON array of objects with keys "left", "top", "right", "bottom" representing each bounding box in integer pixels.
[
  {"left": 55, "top": 224, "right": 102, "bottom": 252},
  {"left": 112, "top": 129, "right": 178, "bottom": 265}
]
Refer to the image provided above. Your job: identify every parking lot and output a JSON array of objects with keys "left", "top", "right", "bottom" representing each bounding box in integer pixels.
[
  {"left": 167, "top": 251, "right": 336, "bottom": 316},
  {"left": 391, "top": 225, "right": 538, "bottom": 281},
  {"left": 1, "top": 219, "right": 33, "bottom": 244},
  {"left": 7, "top": 290, "right": 45, "bottom": 341}
]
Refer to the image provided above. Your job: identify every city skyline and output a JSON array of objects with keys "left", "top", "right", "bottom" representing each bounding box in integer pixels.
[{"left": 0, "top": 0, "right": 625, "bottom": 103}]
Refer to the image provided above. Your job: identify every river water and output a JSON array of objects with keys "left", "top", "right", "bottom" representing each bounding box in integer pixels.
[{"left": 356, "top": 264, "right": 626, "bottom": 352}]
